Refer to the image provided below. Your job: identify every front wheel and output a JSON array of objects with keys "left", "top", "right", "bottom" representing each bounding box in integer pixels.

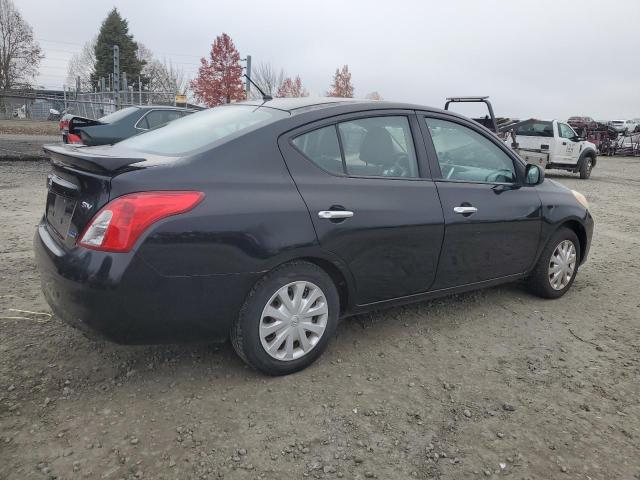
[
  {"left": 527, "top": 228, "right": 581, "bottom": 299},
  {"left": 579, "top": 155, "right": 594, "bottom": 179},
  {"left": 231, "top": 261, "right": 339, "bottom": 375}
]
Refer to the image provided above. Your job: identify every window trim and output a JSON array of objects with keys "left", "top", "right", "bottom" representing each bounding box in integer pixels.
[
  {"left": 558, "top": 122, "right": 577, "bottom": 140},
  {"left": 286, "top": 110, "right": 431, "bottom": 181},
  {"left": 418, "top": 112, "right": 525, "bottom": 186}
]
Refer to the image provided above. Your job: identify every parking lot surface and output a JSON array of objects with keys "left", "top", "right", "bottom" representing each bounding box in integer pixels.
[{"left": 1, "top": 158, "right": 639, "bottom": 479}]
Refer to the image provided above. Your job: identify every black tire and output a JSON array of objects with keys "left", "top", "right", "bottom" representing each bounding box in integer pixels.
[
  {"left": 231, "top": 261, "right": 339, "bottom": 376},
  {"left": 579, "top": 154, "right": 594, "bottom": 179},
  {"left": 527, "top": 227, "right": 581, "bottom": 299}
]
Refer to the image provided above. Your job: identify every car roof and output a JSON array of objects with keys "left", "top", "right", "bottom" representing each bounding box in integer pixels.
[
  {"left": 235, "top": 96, "right": 458, "bottom": 117},
  {"left": 133, "top": 105, "right": 199, "bottom": 112}
]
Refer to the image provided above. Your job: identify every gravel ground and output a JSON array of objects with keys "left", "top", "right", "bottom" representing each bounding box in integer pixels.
[
  {"left": 0, "top": 158, "right": 639, "bottom": 480},
  {"left": 0, "top": 134, "right": 59, "bottom": 160}
]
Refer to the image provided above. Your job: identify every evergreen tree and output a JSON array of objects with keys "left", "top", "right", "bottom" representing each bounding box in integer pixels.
[{"left": 91, "top": 8, "right": 145, "bottom": 90}]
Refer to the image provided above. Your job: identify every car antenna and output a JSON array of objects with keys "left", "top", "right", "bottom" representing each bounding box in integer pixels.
[{"left": 244, "top": 74, "right": 273, "bottom": 102}]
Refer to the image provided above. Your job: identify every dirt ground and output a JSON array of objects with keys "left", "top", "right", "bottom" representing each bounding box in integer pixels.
[
  {"left": 0, "top": 157, "right": 639, "bottom": 480},
  {"left": 0, "top": 120, "right": 59, "bottom": 161},
  {"left": 0, "top": 120, "right": 59, "bottom": 136}
]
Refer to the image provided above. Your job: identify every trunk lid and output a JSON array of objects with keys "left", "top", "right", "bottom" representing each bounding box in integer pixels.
[{"left": 43, "top": 144, "right": 146, "bottom": 249}]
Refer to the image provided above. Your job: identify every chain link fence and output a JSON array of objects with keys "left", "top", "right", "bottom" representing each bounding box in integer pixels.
[{"left": 1, "top": 90, "right": 179, "bottom": 121}]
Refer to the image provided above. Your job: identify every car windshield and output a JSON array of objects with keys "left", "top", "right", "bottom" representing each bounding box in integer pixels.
[
  {"left": 118, "top": 105, "right": 289, "bottom": 155},
  {"left": 99, "top": 107, "right": 139, "bottom": 123},
  {"left": 514, "top": 120, "right": 554, "bottom": 137}
]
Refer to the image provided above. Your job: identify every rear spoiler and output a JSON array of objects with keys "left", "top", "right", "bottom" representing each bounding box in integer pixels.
[
  {"left": 65, "top": 115, "right": 104, "bottom": 133},
  {"left": 43, "top": 144, "right": 145, "bottom": 174}
]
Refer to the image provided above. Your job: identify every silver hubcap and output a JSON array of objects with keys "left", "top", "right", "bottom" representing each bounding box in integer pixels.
[
  {"left": 259, "top": 281, "right": 328, "bottom": 361},
  {"left": 548, "top": 240, "right": 577, "bottom": 290}
]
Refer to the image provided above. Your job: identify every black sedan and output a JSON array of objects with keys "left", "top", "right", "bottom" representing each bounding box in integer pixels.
[
  {"left": 35, "top": 98, "right": 594, "bottom": 375},
  {"left": 59, "top": 105, "right": 198, "bottom": 146}
]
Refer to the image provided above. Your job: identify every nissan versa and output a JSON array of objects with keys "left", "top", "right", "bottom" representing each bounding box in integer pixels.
[{"left": 35, "top": 98, "right": 594, "bottom": 375}]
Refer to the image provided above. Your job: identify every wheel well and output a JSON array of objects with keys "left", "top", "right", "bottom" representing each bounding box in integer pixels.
[
  {"left": 581, "top": 150, "right": 596, "bottom": 166},
  {"left": 300, "top": 257, "right": 349, "bottom": 313},
  {"left": 561, "top": 220, "right": 587, "bottom": 261}
]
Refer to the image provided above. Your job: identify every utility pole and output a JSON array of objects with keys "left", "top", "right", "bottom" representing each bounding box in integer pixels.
[
  {"left": 244, "top": 54, "right": 252, "bottom": 98},
  {"left": 122, "top": 71, "right": 128, "bottom": 106},
  {"left": 113, "top": 45, "right": 120, "bottom": 109}
]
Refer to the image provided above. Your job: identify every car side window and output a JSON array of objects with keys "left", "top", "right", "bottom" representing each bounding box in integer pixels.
[
  {"left": 558, "top": 123, "right": 575, "bottom": 139},
  {"left": 337, "top": 116, "right": 418, "bottom": 178},
  {"left": 292, "top": 116, "right": 419, "bottom": 178},
  {"left": 291, "top": 125, "right": 344, "bottom": 175},
  {"left": 425, "top": 118, "right": 516, "bottom": 183},
  {"left": 142, "top": 110, "right": 182, "bottom": 130}
]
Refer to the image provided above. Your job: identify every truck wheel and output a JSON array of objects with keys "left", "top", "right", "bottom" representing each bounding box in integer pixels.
[{"left": 579, "top": 155, "right": 593, "bottom": 179}]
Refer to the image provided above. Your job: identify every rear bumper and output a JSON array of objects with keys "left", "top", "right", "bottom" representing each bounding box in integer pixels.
[{"left": 34, "top": 221, "right": 260, "bottom": 344}]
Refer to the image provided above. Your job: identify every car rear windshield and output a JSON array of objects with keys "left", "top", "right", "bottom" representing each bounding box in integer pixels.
[
  {"left": 99, "top": 107, "right": 139, "bottom": 123},
  {"left": 118, "top": 105, "right": 288, "bottom": 155},
  {"left": 514, "top": 120, "right": 554, "bottom": 137}
]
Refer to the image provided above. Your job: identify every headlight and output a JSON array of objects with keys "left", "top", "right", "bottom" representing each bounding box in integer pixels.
[{"left": 572, "top": 190, "right": 589, "bottom": 209}]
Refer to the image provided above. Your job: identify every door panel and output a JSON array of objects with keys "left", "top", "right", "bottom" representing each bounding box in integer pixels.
[
  {"left": 557, "top": 122, "right": 579, "bottom": 164},
  {"left": 433, "top": 182, "right": 541, "bottom": 289},
  {"left": 421, "top": 115, "right": 542, "bottom": 289},
  {"left": 279, "top": 112, "right": 444, "bottom": 305}
]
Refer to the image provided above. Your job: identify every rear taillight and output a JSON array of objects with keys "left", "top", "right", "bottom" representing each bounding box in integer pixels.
[
  {"left": 59, "top": 119, "right": 69, "bottom": 131},
  {"left": 67, "top": 133, "right": 82, "bottom": 144},
  {"left": 78, "top": 191, "right": 204, "bottom": 252}
]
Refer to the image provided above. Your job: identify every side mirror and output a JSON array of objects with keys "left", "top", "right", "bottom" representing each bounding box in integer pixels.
[{"left": 525, "top": 164, "right": 544, "bottom": 185}]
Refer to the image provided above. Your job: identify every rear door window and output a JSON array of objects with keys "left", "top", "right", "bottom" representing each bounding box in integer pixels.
[
  {"left": 291, "top": 126, "right": 343, "bottom": 175},
  {"left": 141, "top": 110, "right": 183, "bottom": 130},
  {"left": 514, "top": 120, "right": 554, "bottom": 137},
  {"left": 338, "top": 116, "right": 418, "bottom": 177},
  {"left": 291, "top": 115, "right": 419, "bottom": 178}
]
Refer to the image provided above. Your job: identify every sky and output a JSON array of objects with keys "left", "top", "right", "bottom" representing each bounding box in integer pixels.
[{"left": 18, "top": 0, "right": 640, "bottom": 120}]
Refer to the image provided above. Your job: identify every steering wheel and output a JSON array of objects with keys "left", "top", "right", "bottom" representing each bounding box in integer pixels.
[{"left": 383, "top": 152, "right": 410, "bottom": 177}]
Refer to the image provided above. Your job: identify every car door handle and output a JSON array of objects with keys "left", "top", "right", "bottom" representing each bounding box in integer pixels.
[
  {"left": 453, "top": 206, "right": 478, "bottom": 215},
  {"left": 318, "top": 210, "right": 354, "bottom": 219}
]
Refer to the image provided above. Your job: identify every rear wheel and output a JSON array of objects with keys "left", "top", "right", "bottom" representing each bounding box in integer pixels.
[
  {"left": 527, "top": 227, "right": 580, "bottom": 299},
  {"left": 579, "top": 155, "right": 593, "bottom": 179},
  {"left": 231, "top": 261, "right": 339, "bottom": 375}
]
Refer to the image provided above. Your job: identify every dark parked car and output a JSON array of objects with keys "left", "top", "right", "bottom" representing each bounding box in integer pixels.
[
  {"left": 36, "top": 98, "right": 594, "bottom": 375},
  {"left": 59, "top": 105, "right": 199, "bottom": 146}
]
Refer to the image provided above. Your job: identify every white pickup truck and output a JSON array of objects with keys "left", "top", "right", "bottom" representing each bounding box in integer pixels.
[{"left": 506, "top": 119, "right": 598, "bottom": 179}]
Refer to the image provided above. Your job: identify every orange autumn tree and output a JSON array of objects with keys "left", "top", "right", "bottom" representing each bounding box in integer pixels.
[
  {"left": 276, "top": 75, "right": 308, "bottom": 97},
  {"left": 327, "top": 65, "right": 353, "bottom": 98},
  {"left": 190, "top": 33, "right": 244, "bottom": 106}
]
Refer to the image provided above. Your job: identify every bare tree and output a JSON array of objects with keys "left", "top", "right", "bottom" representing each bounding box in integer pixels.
[
  {"left": 66, "top": 37, "right": 96, "bottom": 92},
  {"left": 251, "top": 62, "right": 284, "bottom": 98},
  {"left": 0, "top": 0, "right": 43, "bottom": 90},
  {"left": 136, "top": 43, "right": 188, "bottom": 95},
  {"left": 144, "top": 58, "right": 187, "bottom": 93}
]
